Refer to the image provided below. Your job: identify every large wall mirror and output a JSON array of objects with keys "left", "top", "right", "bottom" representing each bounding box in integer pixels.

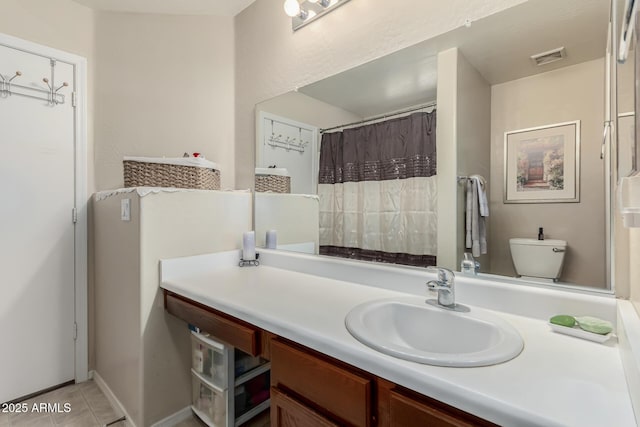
[
  {"left": 616, "top": 0, "right": 637, "bottom": 178},
  {"left": 254, "top": 0, "right": 631, "bottom": 291}
]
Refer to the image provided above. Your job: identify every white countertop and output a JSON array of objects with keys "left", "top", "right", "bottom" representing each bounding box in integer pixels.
[{"left": 160, "top": 251, "right": 636, "bottom": 427}]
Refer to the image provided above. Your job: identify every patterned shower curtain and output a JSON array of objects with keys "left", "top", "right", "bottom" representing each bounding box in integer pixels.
[{"left": 318, "top": 111, "right": 437, "bottom": 267}]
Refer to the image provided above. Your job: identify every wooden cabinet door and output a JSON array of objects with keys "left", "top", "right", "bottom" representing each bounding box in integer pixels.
[
  {"left": 270, "top": 339, "right": 372, "bottom": 426},
  {"left": 271, "top": 387, "right": 339, "bottom": 427},
  {"left": 389, "top": 389, "right": 494, "bottom": 427}
]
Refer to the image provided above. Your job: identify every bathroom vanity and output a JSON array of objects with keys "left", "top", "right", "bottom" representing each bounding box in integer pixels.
[
  {"left": 160, "top": 249, "right": 636, "bottom": 427},
  {"left": 165, "top": 290, "right": 494, "bottom": 426}
]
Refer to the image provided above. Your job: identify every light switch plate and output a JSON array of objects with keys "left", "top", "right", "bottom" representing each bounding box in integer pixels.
[{"left": 121, "top": 198, "right": 131, "bottom": 221}]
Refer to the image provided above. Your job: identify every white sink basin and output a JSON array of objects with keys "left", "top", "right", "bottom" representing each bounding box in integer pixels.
[{"left": 345, "top": 297, "right": 524, "bottom": 367}]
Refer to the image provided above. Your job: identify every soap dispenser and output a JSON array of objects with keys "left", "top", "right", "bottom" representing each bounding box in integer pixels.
[
  {"left": 461, "top": 252, "right": 480, "bottom": 275},
  {"left": 538, "top": 227, "right": 544, "bottom": 240}
]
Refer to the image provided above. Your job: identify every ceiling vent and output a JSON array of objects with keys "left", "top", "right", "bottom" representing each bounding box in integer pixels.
[{"left": 530, "top": 47, "right": 566, "bottom": 66}]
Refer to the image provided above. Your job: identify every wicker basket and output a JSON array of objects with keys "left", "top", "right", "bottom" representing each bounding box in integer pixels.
[
  {"left": 255, "top": 174, "right": 291, "bottom": 193},
  {"left": 123, "top": 159, "right": 220, "bottom": 190}
]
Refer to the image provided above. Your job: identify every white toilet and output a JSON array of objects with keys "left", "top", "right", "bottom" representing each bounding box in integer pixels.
[{"left": 509, "top": 238, "right": 567, "bottom": 282}]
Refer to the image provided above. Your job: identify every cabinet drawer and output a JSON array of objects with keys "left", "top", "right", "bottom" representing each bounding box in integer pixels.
[
  {"left": 271, "top": 387, "right": 339, "bottom": 427},
  {"left": 270, "top": 339, "right": 372, "bottom": 427},
  {"left": 192, "top": 371, "right": 227, "bottom": 427},
  {"left": 165, "top": 291, "right": 260, "bottom": 356},
  {"left": 389, "top": 389, "right": 495, "bottom": 427}
]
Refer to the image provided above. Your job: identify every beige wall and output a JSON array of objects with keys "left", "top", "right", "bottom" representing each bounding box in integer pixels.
[
  {"left": 435, "top": 49, "right": 458, "bottom": 269},
  {"left": 94, "top": 12, "right": 235, "bottom": 190},
  {"left": 256, "top": 90, "right": 362, "bottom": 131},
  {"left": 489, "top": 58, "right": 606, "bottom": 287},
  {"left": 255, "top": 193, "right": 320, "bottom": 252},
  {"left": 436, "top": 48, "right": 491, "bottom": 271},
  {"left": 455, "top": 50, "right": 492, "bottom": 270},
  {"left": 93, "top": 193, "right": 142, "bottom": 423},
  {"left": 139, "top": 191, "right": 251, "bottom": 425},
  {"left": 93, "top": 191, "right": 251, "bottom": 426},
  {"left": 234, "top": 0, "right": 527, "bottom": 189}
]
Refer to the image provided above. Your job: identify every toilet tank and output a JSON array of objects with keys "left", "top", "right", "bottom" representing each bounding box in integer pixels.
[{"left": 509, "top": 238, "right": 567, "bottom": 280}]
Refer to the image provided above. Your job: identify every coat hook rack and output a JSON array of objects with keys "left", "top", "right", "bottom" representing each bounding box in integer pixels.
[
  {"left": 42, "top": 78, "right": 68, "bottom": 105},
  {"left": 267, "top": 132, "right": 309, "bottom": 153},
  {"left": 0, "top": 59, "right": 68, "bottom": 105},
  {"left": 267, "top": 120, "right": 311, "bottom": 154},
  {"left": 0, "top": 71, "right": 22, "bottom": 96}
]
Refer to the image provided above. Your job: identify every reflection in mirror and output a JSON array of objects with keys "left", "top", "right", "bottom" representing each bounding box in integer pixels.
[
  {"left": 255, "top": 193, "right": 319, "bottom": 254},
  {"left": 616, "top": 0, "right": 637, "bottom": 178},
  {"left": 255, "top": 0, "right": 621, "bottom": 290}
]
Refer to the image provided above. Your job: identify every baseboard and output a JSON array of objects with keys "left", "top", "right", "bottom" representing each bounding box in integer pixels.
[
  {"left": 91, "top": 370, "right": 137, "bottom": 427},
  {"left": 150, "top": 406, "right": 193, "bottom": 427}
]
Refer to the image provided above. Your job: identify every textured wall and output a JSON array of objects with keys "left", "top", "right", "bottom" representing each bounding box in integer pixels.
[
  {"left": 234, "top": 0, "right": 527, "bottom": 189},
  {"left": 95, "top": 12, "right": 235, "bottom": 190}
]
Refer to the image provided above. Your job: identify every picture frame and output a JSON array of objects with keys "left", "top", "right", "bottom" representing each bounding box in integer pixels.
[{"left": 504, "top": 120, "right": 580, "bottom": 203}]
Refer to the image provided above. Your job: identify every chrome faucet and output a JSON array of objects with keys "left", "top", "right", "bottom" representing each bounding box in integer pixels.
[
  {"left": 426, "top": 266, "right": 469, "bottom": 312},
  {"left": 461, "top": 252, "right": 480, "bottom": 275}
]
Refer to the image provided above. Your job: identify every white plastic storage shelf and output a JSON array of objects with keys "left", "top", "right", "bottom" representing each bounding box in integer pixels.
[
  {"left": 192, "top": 332, "right": 229, "bottom": 389},
  {"left": 192, "top": 371, "right": 227, "bottom": 426},
  {"left": 190, "top": 331, "right": 271, "bottom": 427}
]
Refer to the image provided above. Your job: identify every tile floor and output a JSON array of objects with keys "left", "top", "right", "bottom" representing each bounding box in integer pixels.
[
  {"left": 0, "top": 381, "right": 125, "bottom": 427},
  {"left": 0, "top": 382, "right": 270, "bottom": 427}
]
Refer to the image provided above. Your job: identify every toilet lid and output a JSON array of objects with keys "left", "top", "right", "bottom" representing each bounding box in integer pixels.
[{"left": 509, "top": 238, "right": 567, "bottom": 247}]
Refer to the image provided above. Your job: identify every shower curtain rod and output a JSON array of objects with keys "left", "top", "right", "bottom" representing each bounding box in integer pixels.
[{"left": 319, "top": 101, "right": 437, "bottom": 133}]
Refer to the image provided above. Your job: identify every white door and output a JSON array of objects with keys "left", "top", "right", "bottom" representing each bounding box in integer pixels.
[
  {"left": 258, "top": 112, "right": 318, "bottom": 195},
  {"left": 0, "top": 44, "right": 76, "bottom": 402}
]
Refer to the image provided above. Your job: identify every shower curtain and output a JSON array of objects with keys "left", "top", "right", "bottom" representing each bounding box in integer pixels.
[{"left": 318, "top": 111, "right": 437, "bottom": 267}]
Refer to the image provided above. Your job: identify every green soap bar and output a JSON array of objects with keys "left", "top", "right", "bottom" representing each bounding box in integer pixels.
[
  {"left": 550, "top": 315, "right": 576, "bottom": 328},
  {"left": 575, "top": 316, "right": 613, "bottom": 335}
]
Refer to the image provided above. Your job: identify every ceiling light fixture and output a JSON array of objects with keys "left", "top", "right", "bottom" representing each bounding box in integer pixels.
[
  {"left": 308, "top": 0, "right": 331, "bottom": 6},
  {"left": 284, "top": 0, "right": 352, "bottom": 31},
  {"left": 283, "top": 0, "right": 301, "bottom": 17}
]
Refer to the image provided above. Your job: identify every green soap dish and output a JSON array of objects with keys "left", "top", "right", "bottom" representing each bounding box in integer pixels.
[
  {"left": 574, "top": 316, "right": 613, "bottom": 335},
  {"left": 550, "top": 315, "right": 576, "bottom": 328},
  {"left": 548, "top": 314, "right": 614, "bottom": 343}
]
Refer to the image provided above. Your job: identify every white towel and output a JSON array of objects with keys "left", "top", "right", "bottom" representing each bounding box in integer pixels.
[
  {"left": 470, "top": 174, "right": 489, "bottom": 217},
  {"left": 465, "top": 175, "right": 489, "bottom": 257}
]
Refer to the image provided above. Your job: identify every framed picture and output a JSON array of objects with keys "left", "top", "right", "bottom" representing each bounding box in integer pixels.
[{"left": 504, "top": 120, "right": 580, "bottom": 203}]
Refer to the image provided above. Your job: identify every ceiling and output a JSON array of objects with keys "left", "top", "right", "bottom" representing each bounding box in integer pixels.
[
  {"left": 299, "top": 0, "right": 608, "bottom": 118},
  {"left": 71, "top": 0, "right": 258, "bottom": 16}
]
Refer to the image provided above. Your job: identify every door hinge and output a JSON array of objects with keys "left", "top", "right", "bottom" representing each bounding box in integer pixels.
[
  {"left": 72, "top": 208, "right": 77, "bottom": 224},
  {"left": 73, "top": 322, "right": 78, "bottom": 341},
  {"left": 71, "top": 92, "right": 77, "bottom": 107}
]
